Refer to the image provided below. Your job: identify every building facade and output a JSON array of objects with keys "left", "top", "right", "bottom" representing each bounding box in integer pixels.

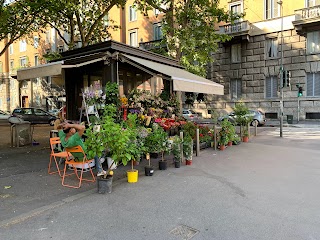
[
  {"left": 207, "top": 0, "right": 320, "bottom": 121},
  {"left": 0, "top": 1, "right": 165, "bottom": 112}
]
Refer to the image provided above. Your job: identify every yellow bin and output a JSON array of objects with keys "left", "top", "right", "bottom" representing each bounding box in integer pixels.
[{"left": 127, "top": 170, "right": 138, "bottom": 183}]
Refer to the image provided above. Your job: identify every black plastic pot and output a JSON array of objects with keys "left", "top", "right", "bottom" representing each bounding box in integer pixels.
[
  {"left": 159, "top": 160, "right": 167, "bottom": 170},
  {"left": 97, "top": 176, "right": 113, "bottom": 194},
  {"left": 145, "top": 166, "right": 154, "bottom": 176},
  {"left": 174, "top": 161, "right": 181, "bottom": 168}
]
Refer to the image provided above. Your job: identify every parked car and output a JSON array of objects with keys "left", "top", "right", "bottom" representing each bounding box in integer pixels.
[
  {"left": 218, "top": 110, "right": 266, "bottom": 126},
  {"left": 0, "top": 110, "right": 11, "bottom": 124},
  {"left": 182, "top": 109, "right": 200, "bottom": 121},
  {"left": 12, "top": 108, "right": 57, "bottom": 126},
  {"left": 48, "top": 108, "right": 60, "bottom": 117}
]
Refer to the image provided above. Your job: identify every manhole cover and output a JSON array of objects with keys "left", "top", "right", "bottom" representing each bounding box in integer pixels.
[{"left": 170, "top": 225, "right": 199, "bottom": 240}]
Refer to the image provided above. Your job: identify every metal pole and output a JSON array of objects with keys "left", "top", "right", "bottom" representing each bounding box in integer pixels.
[
  {"left": 297, "top": 97, "right": 300, "bottom": 123},
  {"left": 196, "top": 128, "right": 200, "bottom": 156},
  {"left": 279, "top": 0, "right": 284, "bottom": 138}
]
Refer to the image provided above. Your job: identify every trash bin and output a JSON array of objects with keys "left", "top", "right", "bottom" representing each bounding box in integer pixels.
[
  {"left": 8, "top": 117, "right": 32, "bottom": 147},
  {"left": 287, "top": 115, "right": 293, "bottom": 124}
]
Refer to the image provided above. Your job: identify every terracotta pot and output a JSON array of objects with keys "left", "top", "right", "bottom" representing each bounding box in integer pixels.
[
  {"left": 186, "top": 160, "right": 192, "bottom": 165},
  {"left": 219, "top": 145, "right": 226, "bottom": 151},
  {"left": 242, "top": 136, "right": 249, "bottom": 142},
  {"left": 227, "top": 141, "right": 232, "bottom": 146}
]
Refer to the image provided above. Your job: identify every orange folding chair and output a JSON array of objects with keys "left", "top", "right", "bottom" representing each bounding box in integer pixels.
[
  {"left": 48, "top": 137, "right": 69, "bottom": 177},
  {"left": 62, "top": 146, "right": 96, "bottom": 188}
]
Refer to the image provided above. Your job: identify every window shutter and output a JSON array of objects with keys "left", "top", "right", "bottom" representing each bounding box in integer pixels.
[
  {"left": 307, "top": 73, "right": 314, "bottom": 96},
  {"left": 314, "top": 73, "right": 320, "bottom": 96},
  {"left": 266, "top": 77, "right": 272, "bottom": 98},
  {"left": 237, "top": 80, "right": 242, "bottom": 98},
  {"left": 272, "top": 77, "right": 278, "bottom": 97}
]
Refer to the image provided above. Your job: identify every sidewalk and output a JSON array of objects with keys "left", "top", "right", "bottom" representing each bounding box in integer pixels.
[
  {"left": 0, "top": 122, "right": 319, "bottom": 228},
  {"left": 265, "top": 119, "right": 320, "bottom": 128}
]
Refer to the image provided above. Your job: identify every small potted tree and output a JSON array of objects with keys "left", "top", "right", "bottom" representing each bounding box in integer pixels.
[
  {"left": 171, "top": 136, "right": 182, "bottom": 168},
  {"left": 183, "top": 134, "right": 193, "bottom": 165},
  {"left": 233, "top": 102, "right": 251, "bottom": 142}
]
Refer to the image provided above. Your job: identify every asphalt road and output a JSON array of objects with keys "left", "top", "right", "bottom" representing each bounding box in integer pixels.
[{"left": 1, "top": 126, "right": 320, "bottom": 240}]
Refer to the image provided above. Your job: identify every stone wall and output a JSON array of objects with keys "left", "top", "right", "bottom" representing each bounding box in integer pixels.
[{"left": 205, "top": 29, "right": 320, "bottom": 121}]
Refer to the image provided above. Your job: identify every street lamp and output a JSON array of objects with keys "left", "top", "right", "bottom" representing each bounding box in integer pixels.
[{"left": 278, "top": 0, "right": 284, "bottom": 137}]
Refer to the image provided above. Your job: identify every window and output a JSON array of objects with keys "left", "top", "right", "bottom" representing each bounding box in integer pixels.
[
  {"left": 34, "top": 36, "right": 39, "bottom": 48},
  {"left": 20, "top": 57, "right": 27, "bottom": 68},
  {"left": 20, "top": 40, "right": 27, "bottom": 52},
  {"left": 265, "top": 0, "right": 280, "bottom": 19},
  {"left": 34, "top": 55, "right": 39, "bottom": 66},
  {"left": 129, "top": 6, "right": 137, "bottom": 21},
  {"left": 129, "top": 30, "right": 138, "bottom": 47},
  {"left": 231, "top": 79, "right": 242, "bottom": 99},
  {"left": 266, "top": 76, "right": 278, "bottom": 98},
  {"left": 231, "top": 44, "right": 241, "bottom": 63},
  {"left": 230, "top": 1, "right": 242, "bottom": 22},
  {"left": 10, "top": 60, "right": 14, "bottom": 72},
  {"left": 266, "top": 38, "right": 278, "bottom": 58},
  {"left": 307, "top": 31, "right": 320, "bottom": 54},
  {"left": 307, "top": 72, "right": 320, "bottom": 96},
  {"left": 153, "top": 23, "right": 162, "bottom": 40},
  {"left": 9, "top": 45, "right": 13, "bottom": 55}
]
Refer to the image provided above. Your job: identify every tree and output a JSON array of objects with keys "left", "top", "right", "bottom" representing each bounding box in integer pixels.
[
  {"left": 0, "top": 0, "right": 51, "bottom": 56},
  {"left": 41, "top": 0, "right": 126, "bottom": 49},
  {"left": 135, "top": 0, "right": 241, "bottom": 76}
]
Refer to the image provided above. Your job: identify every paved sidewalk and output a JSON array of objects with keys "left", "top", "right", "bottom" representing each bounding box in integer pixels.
[{"left": 0, "top": 123, "right": 320, "bottom": 232}]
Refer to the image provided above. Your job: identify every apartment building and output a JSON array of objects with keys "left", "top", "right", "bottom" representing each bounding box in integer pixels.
[
  {"left": 206, "top": 0, "right": 320, "bottom": 121},
  {"left": 0, "top": 1, "right": 165, "bottom": 112}
]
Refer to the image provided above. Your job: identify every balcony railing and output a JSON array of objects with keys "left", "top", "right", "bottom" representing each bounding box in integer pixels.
[
  {"left": 295, "top": 5, "right": 320, "bottom": 21},
  {"left": 219, "top": 21, "right": 250, "bottom": 35},
  {"left": 139, "top": 39, "right": 167, "bottom": 51}
]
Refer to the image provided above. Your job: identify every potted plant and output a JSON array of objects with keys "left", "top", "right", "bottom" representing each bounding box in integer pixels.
[
  {"left": 171, "top": 136, "right": 182, "bottom": 168},
  {"left": 232, "top": 134, "right": 241, "bottom": 145},
  {"left": 144, "top": 124, "right": 169, "bottom": 170},
  {"left": 233, "top": 102, "right": 251, "bottom": 142},
  {"left": 85, "top": 105, "right": 142, "bottom": 188},
  {"left": 183, "top": 134, "right": 193, "bottom": 165}
]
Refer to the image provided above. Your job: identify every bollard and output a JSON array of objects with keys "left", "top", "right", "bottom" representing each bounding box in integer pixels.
[
  {"left": 180, "top": 131, "right": 184, "bottom": 162},
  {"left": 214, "top": 125, "right": 217, "bottom": 151},
  {"left": 255, "top": 124, "right": 257, "bottom": 136},
  {"left": 196, "top": 128, "right": 200, "bottom": 156}
]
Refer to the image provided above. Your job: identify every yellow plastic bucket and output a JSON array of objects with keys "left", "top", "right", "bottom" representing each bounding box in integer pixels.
[{"left": 127, "top": 170, "right": 138, "bottom": 183}]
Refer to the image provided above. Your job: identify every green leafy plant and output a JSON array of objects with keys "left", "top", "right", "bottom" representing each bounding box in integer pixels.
[
  {"left": 233, "top": 102, "right": 251, "bottom": 137},
  {"left": 183, "top": 135, "right": 193, "bottom": 160},
  {"left": 171, "top": 136, "right": 182, "bottom": 162},
  {"left": 181, "top": 121, "right": 197, "bottom": 139},
  {"left": 144, "top": 124, "right": 169, "bottom": 161}
]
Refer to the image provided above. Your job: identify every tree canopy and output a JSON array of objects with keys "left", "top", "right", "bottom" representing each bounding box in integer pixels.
[
  {"left": 0, "top": 0, "right": 50, "bottom": 56},
  {"left": 0, "top": 0, "right": 126, "bottom": 56},
  {"left": 135, "top": 0, "right": 241, "bottom": 76}
]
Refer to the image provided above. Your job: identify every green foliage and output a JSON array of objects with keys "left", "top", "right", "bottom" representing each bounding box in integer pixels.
[
  {"left": 171, "top": 136, "right": 182, "bottom": 161},
  {"left": 233, "top": 102, "right": 251, "bottom": 137},
  {"left": 183, "top": 135, "right": 193, "bottom": 160},
  {"left": 84, "top": 105, "right": 145, "bottom": 168},
  {"left": 0, "top": 0, "right": 50, "bottom": 56},
  {"left": 220, "top": 119, "right": 236, "bottom": 142},
  {"left": 43, "top": 52, "right": 62, "bottom": 62},
  {"left": 144, "top": 125, "right": 168, "bottom": 160},
  {"left": 135, "top": 0, "right": 243, "bottom": 76},
  {"left": 104, "top": 82, "right": 120, "bottom": 106},
  {"left": 181, "top": 121, "right": 197, "bottom": 139}
]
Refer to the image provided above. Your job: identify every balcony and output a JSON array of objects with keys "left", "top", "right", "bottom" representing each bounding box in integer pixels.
[
  {"left": 219, "top": 21, "right": 251, "bottom": 43},
  {"left": 293, "top": 5, "right": 320, "bottom": 36},
  {"left": 139, "top": 39, "right": 167, "bottom": 52}
]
